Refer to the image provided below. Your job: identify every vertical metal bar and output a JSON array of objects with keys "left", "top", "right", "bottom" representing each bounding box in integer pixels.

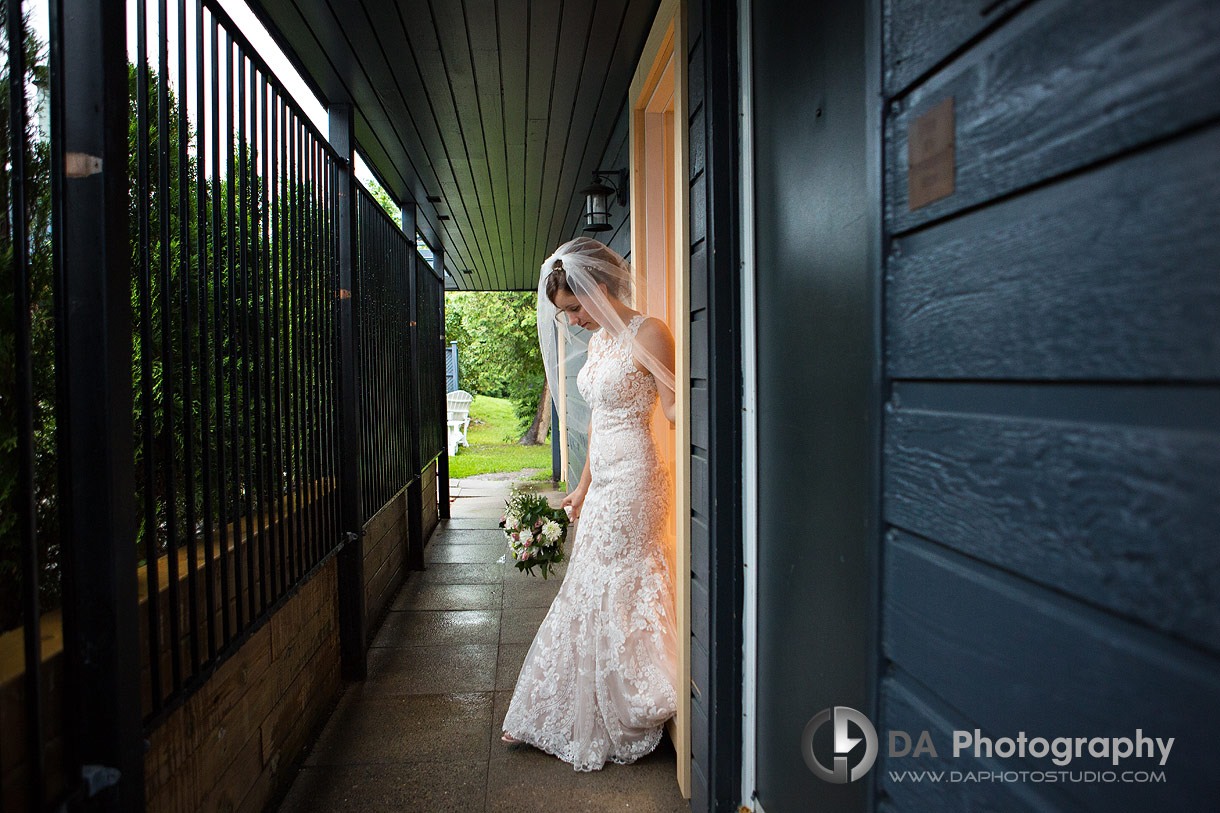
[
  {"left": 53, "top": 0, "right": 144, "bottom": 805},
  {"left": 402, "top": 206, "right": 417, "bottom": 514},
  {"left": 291, "top": 113, "right": 304, "bottom": 580},
  {"left": 283, "top": 111, "right": 295, "bottom": 581},
  {"left": 357, "top": 195, "right": 367, "bottom": 520},
  {"left": 375, "top": 212, "right": 385, "bottom": 510},
  {"left": 294, "top": 117, "right": 307, "bottom": 566},
  {"left": 440, "top": 285, "right": 452, "bottom": 519},
  {"left": 177, "top": 0, "right": 201, "bottom": 678},
  {"left": 303, "top": 122, "right": 313, "bottom": 564},
  {"left": 210, "top": 12, "right": 231, "bottom": 648},
  {"left": 266, "top": 87, "right": 278, "bottom": 595},
  {"left": 309, "top": 138, "right": 323, "bottom": 554},
  {"left": 279, "top": 97, "right": 296, "bottom": 588},
  {"left": 406, "top": 233, "right": 425, "bottom": 573},
  {"left": 158, "top": 0, "right": 184, "bottom": 696},
  {"left": 404, "top": 241, "right": 413, "bottom": 496},
  {"left": 432, "top": 249, "right": 445, "bottom": 464},
  {"left": 329, "top": 103, "right": 366, "bottom": 678},
  {"left": 310, "top": 138, "right": 323, "bottom": 559},
  {"left": 368, "top": 199, "right": 378, "bottom": 511},
  {"left": 237, "top": 47, "right": 256, "bottom": 620},
  {"left": 380, "top": 211, "right": 388, "bottom": 509},
  {"left": 307, "top": 139, "right": 322, "bottom": 554},
  {"left": 376, "top": 201, "right": 385, "bottom": 511},
  {"left": 335, "top": 155, "right": 345, "bottom": 542},
  {"left": 195, "top": 0, "right": 218, "bottom": 664},
  {"left": 270, "top": 88, "right": 286, "bottom": 598},
  {"left": 8, "top": 0, "right": 45, "bottom": 803},
  {"left": 250, "top": 66, "right": 267, "bottom": 613},
  {"left": 322, "top": 151, "right": 336, "bottom": 544},
  {"left": 135, "top": 0, "right": 163, "bottom": 715},
  {"left": 373, "top": 206, "right": 382, "bottom": 511},
  {"left": 225, "top": 30, "right": 244, "bottom": 634}
]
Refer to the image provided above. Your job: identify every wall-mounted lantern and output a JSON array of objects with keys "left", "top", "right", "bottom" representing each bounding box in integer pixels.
[{"left": 580, "top": 169, "right": 628, "bottom": 232}]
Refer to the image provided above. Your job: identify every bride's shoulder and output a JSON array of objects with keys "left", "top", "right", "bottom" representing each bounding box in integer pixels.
[{"left": 630, "top": 315, "right": 674, "bottom": 350}]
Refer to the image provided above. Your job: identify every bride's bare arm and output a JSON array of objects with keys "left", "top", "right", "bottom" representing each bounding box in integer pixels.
[
  {"left": 632, "top": 318, "right": 677, "bottom": 424},
  {"left": 561, "top": 422, "right": 593, "bottom": 518}
]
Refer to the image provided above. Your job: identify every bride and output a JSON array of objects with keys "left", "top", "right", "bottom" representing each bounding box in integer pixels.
[{"left": 499, "top": 237, "right": 680, "bottom": 772}]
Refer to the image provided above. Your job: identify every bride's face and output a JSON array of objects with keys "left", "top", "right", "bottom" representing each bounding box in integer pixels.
[{"left": 553, "top": 289, "right": 599, "bottom": 330}]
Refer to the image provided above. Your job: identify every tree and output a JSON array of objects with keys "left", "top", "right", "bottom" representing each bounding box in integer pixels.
[
  {"left": 0, "top": 5, "right": 56, "bottom": 631},
  {"left": 444, "top": 290, "right": 549, "bottom": 443}
]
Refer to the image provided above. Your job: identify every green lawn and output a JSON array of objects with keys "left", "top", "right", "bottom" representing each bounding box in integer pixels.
[{"left": 448, "top": 394, "right": 556, "bottom": 479}]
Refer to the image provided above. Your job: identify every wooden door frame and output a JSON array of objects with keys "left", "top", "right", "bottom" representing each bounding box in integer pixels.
[{"left": 629, "top": 0, "right": 691, "bottom": 798}]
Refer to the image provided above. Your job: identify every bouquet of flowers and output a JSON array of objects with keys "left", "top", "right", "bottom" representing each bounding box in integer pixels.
[{"left": 499, "top": 487, "right": 571, "bottom": 579}]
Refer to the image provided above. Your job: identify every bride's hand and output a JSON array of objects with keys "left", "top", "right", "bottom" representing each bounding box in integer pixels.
[{"left": 561, "top": 486, "right": 587, "bottom": 519}]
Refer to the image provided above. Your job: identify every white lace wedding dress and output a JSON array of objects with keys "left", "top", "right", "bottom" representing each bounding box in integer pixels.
[{"left": 501, "top": 313, "right": 680, "bottom": 771}]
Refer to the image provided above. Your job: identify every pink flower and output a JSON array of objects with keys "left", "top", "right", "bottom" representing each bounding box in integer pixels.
[
  {"left": 512, "top": 533, "right": 519, "bottom": 541},
  {"left": 534, "top": 519, "right": 543, "bottom": 528}
]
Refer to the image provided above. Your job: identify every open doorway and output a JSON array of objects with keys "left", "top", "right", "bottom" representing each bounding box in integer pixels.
[{"left": 629, "top": 0, "right": 691, "bottom": 797}]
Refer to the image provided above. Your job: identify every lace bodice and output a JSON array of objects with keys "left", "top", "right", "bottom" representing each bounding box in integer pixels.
[
  {"left": 578, "top": 313, "right": 659, "bottom": 422},
  {"left": 501, "top": 312, "right": 678, "bottom": 771}
]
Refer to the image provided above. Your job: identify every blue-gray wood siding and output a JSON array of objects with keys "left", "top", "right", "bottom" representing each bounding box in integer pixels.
[
  {"left": 687, "top": 3, "right": 713, "bottom": 809},
  {"left": 687, "top": 0, "right": 746, "bottom": 808},
  {"left": 879, "top": 0, "right": 1220, "bottom": 809},
  {"left": 445, "top": 342, "right": 459, "bottom": 393}
]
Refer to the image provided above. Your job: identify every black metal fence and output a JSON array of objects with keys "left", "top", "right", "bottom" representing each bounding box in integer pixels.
[
  {"left": 130, "top": 0, "right": 344, "bottom": 729},
  {"left": 2, "top": 0, "right": 59, "bottom": 806},
  {"left": 416, "top": 251, "right": 446, "bottom": 467},
  {"left": 356, "top": 187, "right": 413, "bottom": 520},
  {"left": 0, "top": 0, "right": 445, "bottom": 807}
]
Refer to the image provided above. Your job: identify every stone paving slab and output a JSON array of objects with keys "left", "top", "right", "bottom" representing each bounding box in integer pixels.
[
  {"left": 424, "top": 543, "right": 507, "bottom": 564},
  {"left": 390, "top": 581, "right": 503, "bottom": 612},
  {"left": 274, "top": 478, "right": 687, "bottom": 812},
  {"left": 362, "top": 644, "right": 499, "bottom": 695},
  {"left": 440, "top": 517, "right": 507, "bottom": 530},
  {"left": 278, "top": 761, "right": 489, "bottom": 812},
  {"left": 412, "top": 563, "right": 503, "bottom": 585},
  {"left": 372, "top": 609, "right": 502, "bottom": 647},
  {"left": 489, "top": 693, "right": 688, "bottom": 811},
  {"left": 303, "top": 691, "right": 492, "bottom": 766}
]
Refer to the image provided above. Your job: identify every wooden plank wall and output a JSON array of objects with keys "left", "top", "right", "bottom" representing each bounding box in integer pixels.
[{"left": 879, "top": 0, "right": 1220, "bottom": 808}]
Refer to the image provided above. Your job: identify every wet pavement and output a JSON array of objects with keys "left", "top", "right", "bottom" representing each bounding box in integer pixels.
[{"left": 275, "top": 477, "right": 689, "bottom": 812}]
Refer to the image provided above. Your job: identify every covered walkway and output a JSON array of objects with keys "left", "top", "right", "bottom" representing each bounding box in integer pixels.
[{"left": 275, "top": 479, "right": 688, "bottom": 812}]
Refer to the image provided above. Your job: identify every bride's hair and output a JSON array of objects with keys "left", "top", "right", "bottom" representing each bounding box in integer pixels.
[{"left": 544, "top": 238, "right": 628, "bottom": 305}]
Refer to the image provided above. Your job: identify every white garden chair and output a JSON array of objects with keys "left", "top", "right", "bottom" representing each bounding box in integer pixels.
[{"left": 446, "top": 389, "right": 474, "bottom": 448}]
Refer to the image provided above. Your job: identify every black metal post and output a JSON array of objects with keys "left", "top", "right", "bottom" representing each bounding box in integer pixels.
[
  {"left": 403, "top": 205, "right": 427, "bottom": 565},
  {"left": 436, "top": 251, "right": 451, "bottom": 520},
  {"left": 329, "top": 103, "right": 366, "bottom": 680},
  {"left": 53, "top": 0, "right": 143, "bottom": 807},
  {"left": 551, "top": 402, "right": 561, "bottom": 483}
]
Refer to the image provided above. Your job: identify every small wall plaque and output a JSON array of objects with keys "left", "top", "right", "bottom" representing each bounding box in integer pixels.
[{"left": 908, "top": 97, "right": 955, "bottom": 210}]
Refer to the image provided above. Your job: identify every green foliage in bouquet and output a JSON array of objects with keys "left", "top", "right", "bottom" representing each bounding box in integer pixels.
[{"left": 499, "top": 487, "right": 571, "bottom": 579}]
